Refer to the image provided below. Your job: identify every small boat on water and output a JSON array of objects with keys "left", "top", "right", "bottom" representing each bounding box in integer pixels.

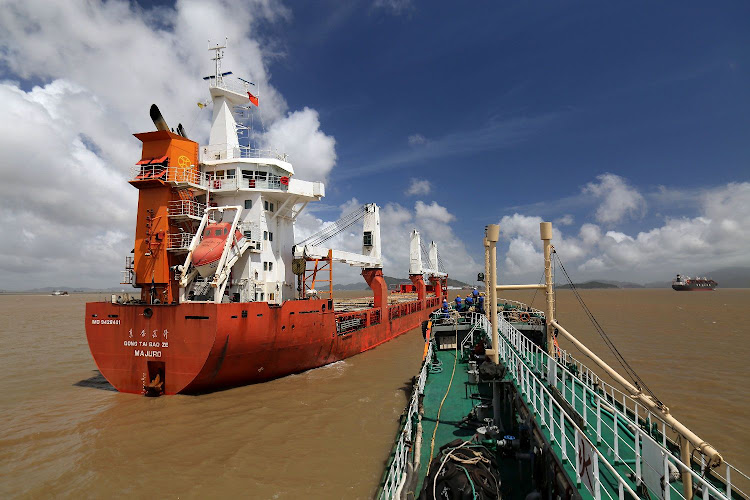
[
  {"left": 378, "top": 223, "right": 748, "bottom": 500},
  {"left": 51, "top": 290, "right": 69, "bottom": 296}
]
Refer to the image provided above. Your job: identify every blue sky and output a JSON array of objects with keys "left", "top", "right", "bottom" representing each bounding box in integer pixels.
[
  {"left": 264, "top": 1, "right": 750, "bottom": 280},
  {"left": 0, "top": 0, "right": 748, "bottom": 288}
]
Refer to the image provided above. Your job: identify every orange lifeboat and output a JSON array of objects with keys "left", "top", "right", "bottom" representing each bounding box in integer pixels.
[{"left": 193, "top": 223, "right": 244, "bottom": 277}]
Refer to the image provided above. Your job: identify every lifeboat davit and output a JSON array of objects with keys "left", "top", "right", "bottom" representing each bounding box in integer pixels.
[{"left": 193, "top": 223, "right": 244, "bottom": 277}]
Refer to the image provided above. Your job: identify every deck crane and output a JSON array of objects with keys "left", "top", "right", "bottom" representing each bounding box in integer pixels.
[
  {"left": 292, "top": 203, "right": 382, "bottom": 269},
  {"left": 408, "top": 229, "right": 448, "bottom": 302},
  {"left": 291, "top": 203, "right": 384, "bottom": 301}
]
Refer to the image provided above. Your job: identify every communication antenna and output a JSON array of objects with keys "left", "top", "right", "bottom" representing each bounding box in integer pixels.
[{"left": 208, "top": 38, "right": 228, "bottom": 84}]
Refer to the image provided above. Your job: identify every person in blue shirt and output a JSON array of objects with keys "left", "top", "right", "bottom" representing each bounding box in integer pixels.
[
  {"left": 465, "top": 295, "right": 474, "bottom": 311},
  {"left": 472, "top": 287, "right": 479, "bottom": 300},
  {"left": 441, "top": 299, "right": 450, "bottom": 318},
  {"left": 454, "top": 296, "right": 462, "bottom": 312},
  {"left": 477, "top": 295, "right": 485, "bottom": 314}
]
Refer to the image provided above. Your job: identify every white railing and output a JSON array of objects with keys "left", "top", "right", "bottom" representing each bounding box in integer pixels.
[
  {"left": 483, "top": 313, "right": 743, "bottom": 500},
  {"left": 238, "top": 176, "right": 282, "bottom": 190},
  {"left": 167, "top": 232, "right": 194, "bottom": 251},
  {"left": 489, "top": 311, "right": 637, "bottom": 500},
  {"left": 380, "top": 342, "right": 433, "bottom": 500},
  {"left": 206, "top": 176, "right": 238, "bottom": 191},
  {"left": 519, "top": 325, "right": 749, "bottom": 498},
  {"left": 209, "top": 78, "right": 252, "bottom": 97},
  {"left": 167, "top": 200, "right": 205, "bottom": 219},
  {"left": 200, "top": 143, "right": 288, "bottom": 162},
  {"left": 497, "top": 297, "right": 544, "bottom": 318}
]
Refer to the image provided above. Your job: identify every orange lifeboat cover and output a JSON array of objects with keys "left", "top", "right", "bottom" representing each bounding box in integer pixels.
[{"left": 193, "top": 223, "right": 243, "bottom": 267}]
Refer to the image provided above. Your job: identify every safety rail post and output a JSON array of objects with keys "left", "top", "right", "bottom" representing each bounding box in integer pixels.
[
  {"left": 597, "top": 397, "right": 602, "bottom": 445},
  {"left": 594, "top": 453, "right": 601, "bottom": 500},
  {"left": 575, "top": 428, "right": 582, "bottom": 486},
  {"left": 635, "top": 428, "right": 642, "bottom": 486},
  {"left": 664, "top": 451, "right": 671, "bottom": 500}
]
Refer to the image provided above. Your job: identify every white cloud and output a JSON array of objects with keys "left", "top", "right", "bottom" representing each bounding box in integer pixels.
[
  {"left": 496, "top": 180, "right": 750, "bottom": 283},
  {"left": 262, "top": 107, "right": 337, "bottom": 182},
  {"left": 0, "top": 0, "right": 335, "bottom": 288},
  {"left": 556, "top": 214, "right": 574, "bottom": 226},
  {"left": 504, "top": 238, "right": 543, "bottom": 276},
  {"left": 583, "top": 173, "right": 647, "bottom": 224},
  {"left": 408, "top": 133, "right": 427, "bottom": 146},
  {"left": 405, "top": 178, "right": 432, "bottom": 196}
]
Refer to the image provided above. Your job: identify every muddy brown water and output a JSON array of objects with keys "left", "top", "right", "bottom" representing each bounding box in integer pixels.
[{"left": 0, "top": 289, "right": 748, "bottom": 498}]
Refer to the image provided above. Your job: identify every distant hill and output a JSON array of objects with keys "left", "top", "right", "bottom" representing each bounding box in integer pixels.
[
  {"left": 596, "top": 280, "right": 644, "bottom": 288},
  {"left": 333, "top": 275, "right": 472, "bottom": 291},
  {"left": 558, "top": 281, "right": 618, "bottom": 290}
]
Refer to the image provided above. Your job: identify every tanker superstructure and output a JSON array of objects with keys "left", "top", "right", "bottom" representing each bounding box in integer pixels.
[{"left": 85, "top": 44, "right": 445, "bottom": 395}]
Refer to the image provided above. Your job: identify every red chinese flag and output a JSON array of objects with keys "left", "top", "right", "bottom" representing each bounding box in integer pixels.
[{"left": 247, "top": 92, "right": 259, "bottom": 107}]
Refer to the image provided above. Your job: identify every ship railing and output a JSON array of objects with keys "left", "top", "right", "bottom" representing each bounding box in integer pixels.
[
  {"left": 497, "top": 297, "right": 546, "bottom": 318},
  {"left": 200, "top": 143, "right": 289, "bottom": 162},
  {"left": 167, "top": 200, "right": 205, "bottom": 219},
  {"left": 388, "top": 300, "right": 422, "bottom": 321},
  {"left": 479, "top": 312, "right": 745, "bottom": 499},
  {"left": 120, "top": 256, "right": 134, "bottom": 285},
  {"left": 238, "top": 176, "right": 282, "bottom": 190},
  {"left": 208, "top": 77, "right": 252, "bottom": 97},
  {"left": 487, "top": 312, "right": 638, "bottom": 500},
  {"left": 130, "top": 165, "right": 208, "bottom": 188},
  {"left": 547, "top": 337, "right": 749, "bottom": 497},
  {"left": 335, "top": 310, "right": 380, "bottom": 335},
  {"left": 167, "top": 231, "right": 194, "bottom": 251},
  {"left": 379, "top": 341, "right": 433, "bottom": 500}
]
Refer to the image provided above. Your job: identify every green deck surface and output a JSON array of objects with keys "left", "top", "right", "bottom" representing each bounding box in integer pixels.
[
  {"left": 411, "top": 323, "right": 738, "bottom": 500},
  {"left": 416, "top": 348, "right": 478, "bottom": 494}
]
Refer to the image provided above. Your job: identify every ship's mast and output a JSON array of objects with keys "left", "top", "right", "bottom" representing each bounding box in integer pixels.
[{"left": 210, "top": 39, "right": 227, "bottom": 85}]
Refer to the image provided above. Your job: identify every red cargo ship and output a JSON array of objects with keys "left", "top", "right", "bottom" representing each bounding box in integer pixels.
[{"left": 85, "top": 44, "right": 445, "bottom": 395}]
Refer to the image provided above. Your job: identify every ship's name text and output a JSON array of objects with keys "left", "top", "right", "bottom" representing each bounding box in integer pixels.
[{"left": 133, "top": 349, "right": 162, "bottom": 358}]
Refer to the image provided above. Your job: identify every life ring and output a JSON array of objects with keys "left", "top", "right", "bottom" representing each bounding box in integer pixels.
[
  {"left": 213, "top": 180, "right": 222, "bottom": 189},
  {"left": 519, "top": 312, "right": 530, "bottom": 322}
]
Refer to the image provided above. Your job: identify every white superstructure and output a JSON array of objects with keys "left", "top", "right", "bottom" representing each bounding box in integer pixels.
[{"left": 182, "top": 42, "right": 325, "bottom": 304}]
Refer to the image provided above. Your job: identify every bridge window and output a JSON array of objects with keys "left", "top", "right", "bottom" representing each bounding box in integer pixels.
[
  {"left": 268, "top": 262, "right": 273, "bottom": 271},
  {"left": 243, "top": 230, "right": 251, "bottom": 239},
  {"left": 269, "top": 232, "right": 273, "bottom": 242},
  {"left": 263, "top": 231, "right": 268, "bottom": 240},
  {"left": 244, "top": 199, "right": 252, "bottom": 209},
  {"left": 264, "top": 262, "right": 268, "bottom": 271}
]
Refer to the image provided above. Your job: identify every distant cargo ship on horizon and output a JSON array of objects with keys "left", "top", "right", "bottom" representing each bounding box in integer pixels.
[{"left": 672, "top": 274, "right": 717, "bottom": 291}]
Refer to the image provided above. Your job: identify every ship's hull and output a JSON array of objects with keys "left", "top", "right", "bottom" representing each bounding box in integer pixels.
[
  {"left": 672, "top": 284, "right": 716, "bottom": 291},
  {"left": 86, "top": 297, "right": 440, "bottom": 394}
]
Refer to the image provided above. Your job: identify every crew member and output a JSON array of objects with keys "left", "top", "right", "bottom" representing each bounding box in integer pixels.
[
  {"left": 477, "top": 295, "right": 485, "bottom": 314},
  {"left": 454, "top": 296, "right": 463, "bottom": 312},
  {"left": 441, "top": 299, "right": 450, "bottom": 318},
  {"left": 465, "top": 295, "right": 474, "bottom": 311}
]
